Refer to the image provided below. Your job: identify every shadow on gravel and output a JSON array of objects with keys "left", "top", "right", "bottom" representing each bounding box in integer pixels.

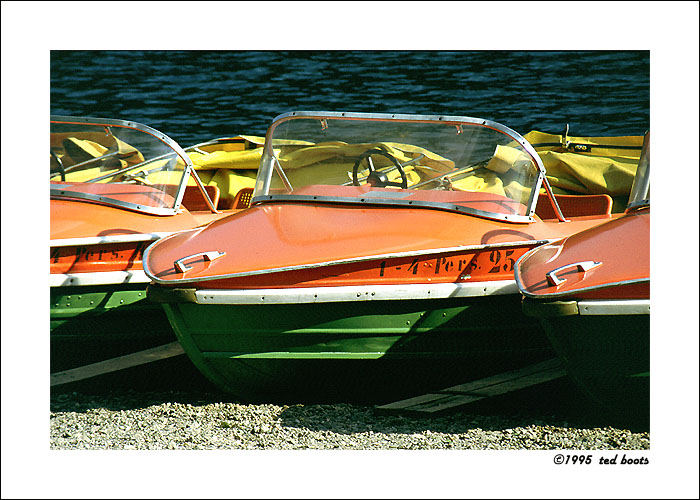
[
  {"left": 50, "top": 355, "right": 215, "bottom": 396},
  {"left": 50, "top": 356, "right": 234, "bottom": 413},
  {"left": 50, "top": 388, "right": 237, "bottom": 413},
  {"left": 277, "top": 377, "right": 650, "bottom": 435},
  {"left": 51, "top": 376, "right": 649, "bottom": 434}
]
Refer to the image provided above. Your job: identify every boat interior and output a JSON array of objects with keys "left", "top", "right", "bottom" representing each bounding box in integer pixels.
[{"left": 50, "top": 116, "right": 643, "bottom": 223}]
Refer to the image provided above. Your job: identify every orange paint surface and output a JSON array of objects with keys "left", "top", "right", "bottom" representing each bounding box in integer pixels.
[
  {"left": 145, "top": 201, "right": 618, "bottom": 288},
  {"left": 50, "top": 198, "right": 241, "bottom": 274},
  {"left": 515, "top": 207, "right": 649, "bottom": 299}
]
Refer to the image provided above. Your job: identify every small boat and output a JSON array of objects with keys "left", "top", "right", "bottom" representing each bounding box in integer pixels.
[
  {"left": 144, "top": 111, "right": 645, "bottom": 402},
  {"left": 50, "top": 116, "right": 263, "bottom": 381},
  {"left": 514, "top": 133, "right": 650, "bottom": 416}
]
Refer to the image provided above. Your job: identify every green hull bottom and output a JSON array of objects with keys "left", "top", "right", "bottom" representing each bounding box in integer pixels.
[
  {"left": 163, "top": 295, "right": 553, "bottom": 403},
  {"left": 51, "top": 284, "right": 173, "bottom": 370},
  {"left": 534, "top": 311, "right": 650, "bottom": 416},
  {"left": 50, "top": 284, "right": 210, "bottom": 391}
]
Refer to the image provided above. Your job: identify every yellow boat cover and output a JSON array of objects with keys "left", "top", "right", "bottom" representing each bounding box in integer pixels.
[
  {"left": 449, "top": 130, "right": 643, "bottom": 212},
  {"left": 162, "top": 131, "right": 645, "bottom": 210},
  {"left": 53, "top": 130, "right": 644, "bottom": 213}
]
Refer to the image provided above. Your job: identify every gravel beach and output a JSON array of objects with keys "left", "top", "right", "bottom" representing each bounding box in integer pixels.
[
  {"left": 39, "top": 379, "right": 666, "bottom": 500},
  {"left": 50, "top": 381, "right": 650, "bottom": 451}
]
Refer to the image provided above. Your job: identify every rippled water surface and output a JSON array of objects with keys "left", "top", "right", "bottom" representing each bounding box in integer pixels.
[{"left": 51, "top": 50, "right": 649, "bottom": 145}]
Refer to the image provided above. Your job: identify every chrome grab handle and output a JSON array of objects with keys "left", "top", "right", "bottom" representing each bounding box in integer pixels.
[
  {"left": 174, "top": 251, "right": 226, "bottom": 273},
  {"left": 546, "top": 260, "right": 601, "bottom": 286}
]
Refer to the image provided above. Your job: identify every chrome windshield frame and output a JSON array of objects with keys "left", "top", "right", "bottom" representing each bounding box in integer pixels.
[
  {"left": 627, "top": 131, "right": 650, "bottom": 210},
  {"left": 252, "top": 111, "right": 551, "bottom": 224},
  {"left": 50, "top": 115, "right": 207, "bottom": 216}
]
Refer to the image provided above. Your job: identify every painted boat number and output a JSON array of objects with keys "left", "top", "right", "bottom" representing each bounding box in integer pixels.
[
  {"left": 50, "top": 241, "right": 148, "bottom": 267},
  {"left": 486, "top": 249, "right": 516, "bottom": 273},
  {"left": 378, "top": 256, "right": 473, "bottom": 277},
  {"left": 377, "top": 249, "right": 522, "bottom": 278}
]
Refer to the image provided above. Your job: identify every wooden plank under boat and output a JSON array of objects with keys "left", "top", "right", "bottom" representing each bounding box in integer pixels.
[{"left": 374, "top": 357, "right": 566, "bottom": 415}]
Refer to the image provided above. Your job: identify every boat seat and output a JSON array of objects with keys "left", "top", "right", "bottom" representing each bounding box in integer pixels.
[
  {"left": 181, "top": 184, "right": 221, "bottom": 212},
  {"left": 232, "top": 187, "right": 254, "bottom": 209},
  {"left": 535, "top": 192, "right": 613, "bottom": 220}
]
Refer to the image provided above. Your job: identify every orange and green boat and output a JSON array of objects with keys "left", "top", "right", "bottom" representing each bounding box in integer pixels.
[
  {"left": 50, "top": 116, "right": 264, "bottom": 380},
  {"left": 144, "top": 111, "right": 645, "bottom": 402},
  {"left": 515, "top": 133, "right": 650, "bottom": 416}
]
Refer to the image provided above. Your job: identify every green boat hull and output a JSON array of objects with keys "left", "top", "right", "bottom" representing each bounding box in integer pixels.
[
  {"left": 50, "top": 284, "right": 211, "bottom": 391},
  {"left": 160, "top": 294, "right": 552, "bottom": 403},
  {"left": 523, "top": 300, "right": 649, "bottom": 416}
]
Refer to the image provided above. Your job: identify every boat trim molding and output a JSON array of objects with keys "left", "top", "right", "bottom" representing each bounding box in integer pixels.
[
  {"left": 51, "top": 232, "right": 174, "bottom": 248},
  {"left": 191, "top": 280, "right": 520, "bottom": 305},
  {"left": 50, "top": 270, "right": 151, "bottom": 287},
  {"left": 577, "top": 299, "right": 650, "bottom": 316},
  {"left": 50, "top": 187, "right": 181, "bottom": 217},
  {"left": 522, "top": 297, "right": 650, "bottom": 317},
  {"left": 250, "top": 194, "right": 535, "bottom": 224},
  {"left": 516, "top": 275, "right": 650, "bottom": 300},
  {"left": 144, "top": 238, "right": 554, "bottom": 285}
]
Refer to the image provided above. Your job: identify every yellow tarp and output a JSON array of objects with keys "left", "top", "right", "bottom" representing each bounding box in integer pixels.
[
  {"left": 206, "top": 169, "right": 258, "bottom": 200},
  {"left": 271, "top": 141, "right": 454, "bottom": 189},
  {"left": 526, "top": 130, "right": 643, "bottom": 211},
  {"left": 51, "top": 134, "right": 147, "bottom": 182},
  {"left": 52, "top": 130, "right": 645, "bottom": 213},
  {"left": 186, "top": 136, "right": 265, "bottom": 202},
  {"left": 447, "top": 131, "right": 643, "bottom": 211},
  {"left": 165, "top": 131, "right": 645, "bottom": 209},
  {"left": 525, "top": 131, "right": 643, "bottom": 193},
  {"left": 188, "top": 148, "right": 263, "bottom": 171},
  {"left": 187, "top": 135, "right": 267, "bottom": 170}
]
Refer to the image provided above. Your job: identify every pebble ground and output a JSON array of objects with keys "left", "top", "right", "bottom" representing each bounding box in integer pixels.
[{"left": 50, "top": 382, "right": 650, "bottom": 451}]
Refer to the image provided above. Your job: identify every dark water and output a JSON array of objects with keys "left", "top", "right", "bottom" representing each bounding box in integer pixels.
[{"left": 50, "top": 50, "right": 649, "bottom": 146}]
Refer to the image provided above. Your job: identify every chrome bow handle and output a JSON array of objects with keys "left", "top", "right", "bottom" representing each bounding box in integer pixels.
[
  {"left": 546, "top": 260, "right": 601, "bottom": 286},
  {"left": 174, "top": 251, "right": 226, "bottom": 273}
]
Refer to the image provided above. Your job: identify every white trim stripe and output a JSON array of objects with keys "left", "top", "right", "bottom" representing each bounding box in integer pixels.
[
  {"left": 50, "top": 270, "right": 151, "bottom": 287},
  {"left": 578, "top": 299, "right": 650, "bottom": 316},
  {"left": 193, "top": 280, "right": 519, "bottom": 305},
  {"left": 51, "top": 232, "right": 174, "bottom": 248}
]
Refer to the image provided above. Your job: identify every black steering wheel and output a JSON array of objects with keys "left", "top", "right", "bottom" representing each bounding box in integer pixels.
[{"left": 352, "top": 149, "right": 408, "bottom": 189}]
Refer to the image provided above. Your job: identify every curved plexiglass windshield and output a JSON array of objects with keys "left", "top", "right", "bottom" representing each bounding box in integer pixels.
[
  {"left": 254, "top": 112, "right": 545, "bottom": 222},
  {"left": 50, "top": 117, "right": 194, "bottom": 215}
]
